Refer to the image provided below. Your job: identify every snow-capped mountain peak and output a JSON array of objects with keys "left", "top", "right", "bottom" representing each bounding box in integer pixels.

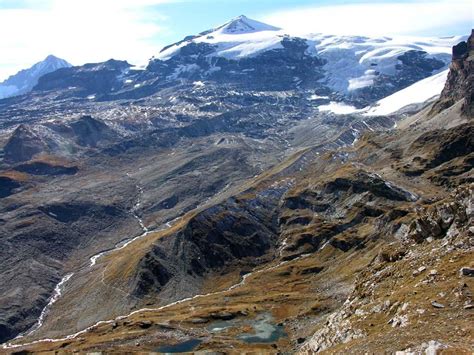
[
  {"left": 0, "top": 55, "right": 71, "bottom": 99},
  {"left": 44, "top": 54, "right": 70, "bottom": 66},
  {"left": 213, "top": 15, "right": 281, "bottom": 35},
  {"left": 153, "top": 15, "right": 464, "bottom": 106},
  {"left": 27, "top": 55, "right": 71, "bottom": 79}
]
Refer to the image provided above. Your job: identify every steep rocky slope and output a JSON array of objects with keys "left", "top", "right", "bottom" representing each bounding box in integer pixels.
[{"left": 431, "top": 30, "right": 473, "bottom": 117}]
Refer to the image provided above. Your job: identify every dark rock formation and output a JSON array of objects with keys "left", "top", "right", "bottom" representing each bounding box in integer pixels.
[
  {"left": 34, "top": 60, "right": 131, "bottom": 97},
  {"left": 324, "top": 171, "right": 417, "bottom": 202},
  {"left": 407, "top": 186, "right": 471, "bottom": 243},
  {"left": 14, "top": 162, "right": 78, "bottom": 176},
  {"left": 132, "top": 184, "right": 286, "bottom": 299},
  {"left": 0, "top": 176, "right": 21, "bottom": 198},
  {"left": 400, "top": 123, "right": 474, "bottom": 180},
  {"left": 431, "top": 30, "right": 474, "bottom": 116},
  {"left": 38, "top": 202, "right": 122, "bottom": 224}
]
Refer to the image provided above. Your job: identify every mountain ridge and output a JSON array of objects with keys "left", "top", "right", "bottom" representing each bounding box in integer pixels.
[{"left": 0, "top": 55, "right": 71, "bottom": 99}]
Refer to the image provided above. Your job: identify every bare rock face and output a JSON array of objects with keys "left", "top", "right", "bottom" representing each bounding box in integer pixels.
[
  {"left": 301, "top": 301, "right": 365, "bottom": 353},
  {"left": 300, "top": 186, "right": 473, "bottom": 354},
  {"left": 399, "top": 122, "right": 474, "bottom": 182},
  {"left": 432, "top": 30, "right": 474, "bottom": 117},
  {"left": 407, "top": 186, "right": 473, "bottom": 243}
]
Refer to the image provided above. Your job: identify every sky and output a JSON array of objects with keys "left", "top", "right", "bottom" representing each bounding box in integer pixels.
[{"left": 0, "top": 0, "right": 472, "bottom": 81}]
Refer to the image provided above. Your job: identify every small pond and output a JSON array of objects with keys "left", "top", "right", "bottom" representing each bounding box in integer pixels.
[
  {"left": 206, "top": 313, "right": 287, "bottom": 344},
  {"left": 237, "top": 313, "right": 287, "bottom": 344}
]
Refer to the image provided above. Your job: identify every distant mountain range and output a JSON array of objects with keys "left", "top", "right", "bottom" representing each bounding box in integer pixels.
[
  {"left": 0, "top": 16, "right": 464, "bottom": 110},
  {"left": 19, "top": 15, "right": 463, "bottom": 112},
  {"left": 0, "top": 55, "right": 71, "bottom": 99}
]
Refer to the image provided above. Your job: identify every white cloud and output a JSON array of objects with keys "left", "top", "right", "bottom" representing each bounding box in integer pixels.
[
  {"left": 262, "top": 1, "right": 473, "bottom": 37},
  {"left": 0, "top": 0, "right": 176, "bottom": 80}
]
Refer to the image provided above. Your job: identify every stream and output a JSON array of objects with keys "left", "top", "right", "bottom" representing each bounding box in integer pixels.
[{"left": 8, "top": 180, "right": 154, "bottom": 342}]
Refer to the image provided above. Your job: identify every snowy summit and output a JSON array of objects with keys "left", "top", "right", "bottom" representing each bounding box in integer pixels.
[
  {"left": 213, "top": 15, "right": 281, "bottom": 35},
  {"left": 0, "top": 55, "right": 71, "bottom": 99},
  {"left": 155, "top": 15, "right": 462, "bottom": 111}
]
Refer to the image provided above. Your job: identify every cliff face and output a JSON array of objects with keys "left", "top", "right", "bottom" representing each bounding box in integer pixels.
[{"left": 432, "top": 30, "right": 474, "bottom": 117}]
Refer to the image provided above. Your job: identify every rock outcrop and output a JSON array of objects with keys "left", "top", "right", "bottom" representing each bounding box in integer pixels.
[
  {"left": 300, "top": 185, "right": 473, "bottom": 353},
  {"left": 69, "top": 115, "right": 118, "bottom": 147},
  {"left": 431, "top": 30, "right": 474, "bottom": 117}
]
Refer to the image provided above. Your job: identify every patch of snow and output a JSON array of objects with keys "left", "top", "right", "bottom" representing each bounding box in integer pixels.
[
  {"left": 156, "top": 16, "right": 283, "bottom": 61},
  {"left": 214, "top": 34, "right": 283, "bottom": 59},
  {"left": 156, "top": 22, "right": 462, "bottom": 94},
  {"left": 308, "top": 94, "right": 329, "bottom": 100},
  {"left": 348, "top": 69, "right": 377, "bottom": 91},
  {"left": 312, "top": 35, "right": 457, "bottom": 92},
  {"left": 130, "top": 65, "right": 146, "bottom": 71},
  {"left": 364, "top": 69, "right": 448, "bottom": 116},
  {"left": 319, "top": 101, "right": 361, "bottom": 115}
]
